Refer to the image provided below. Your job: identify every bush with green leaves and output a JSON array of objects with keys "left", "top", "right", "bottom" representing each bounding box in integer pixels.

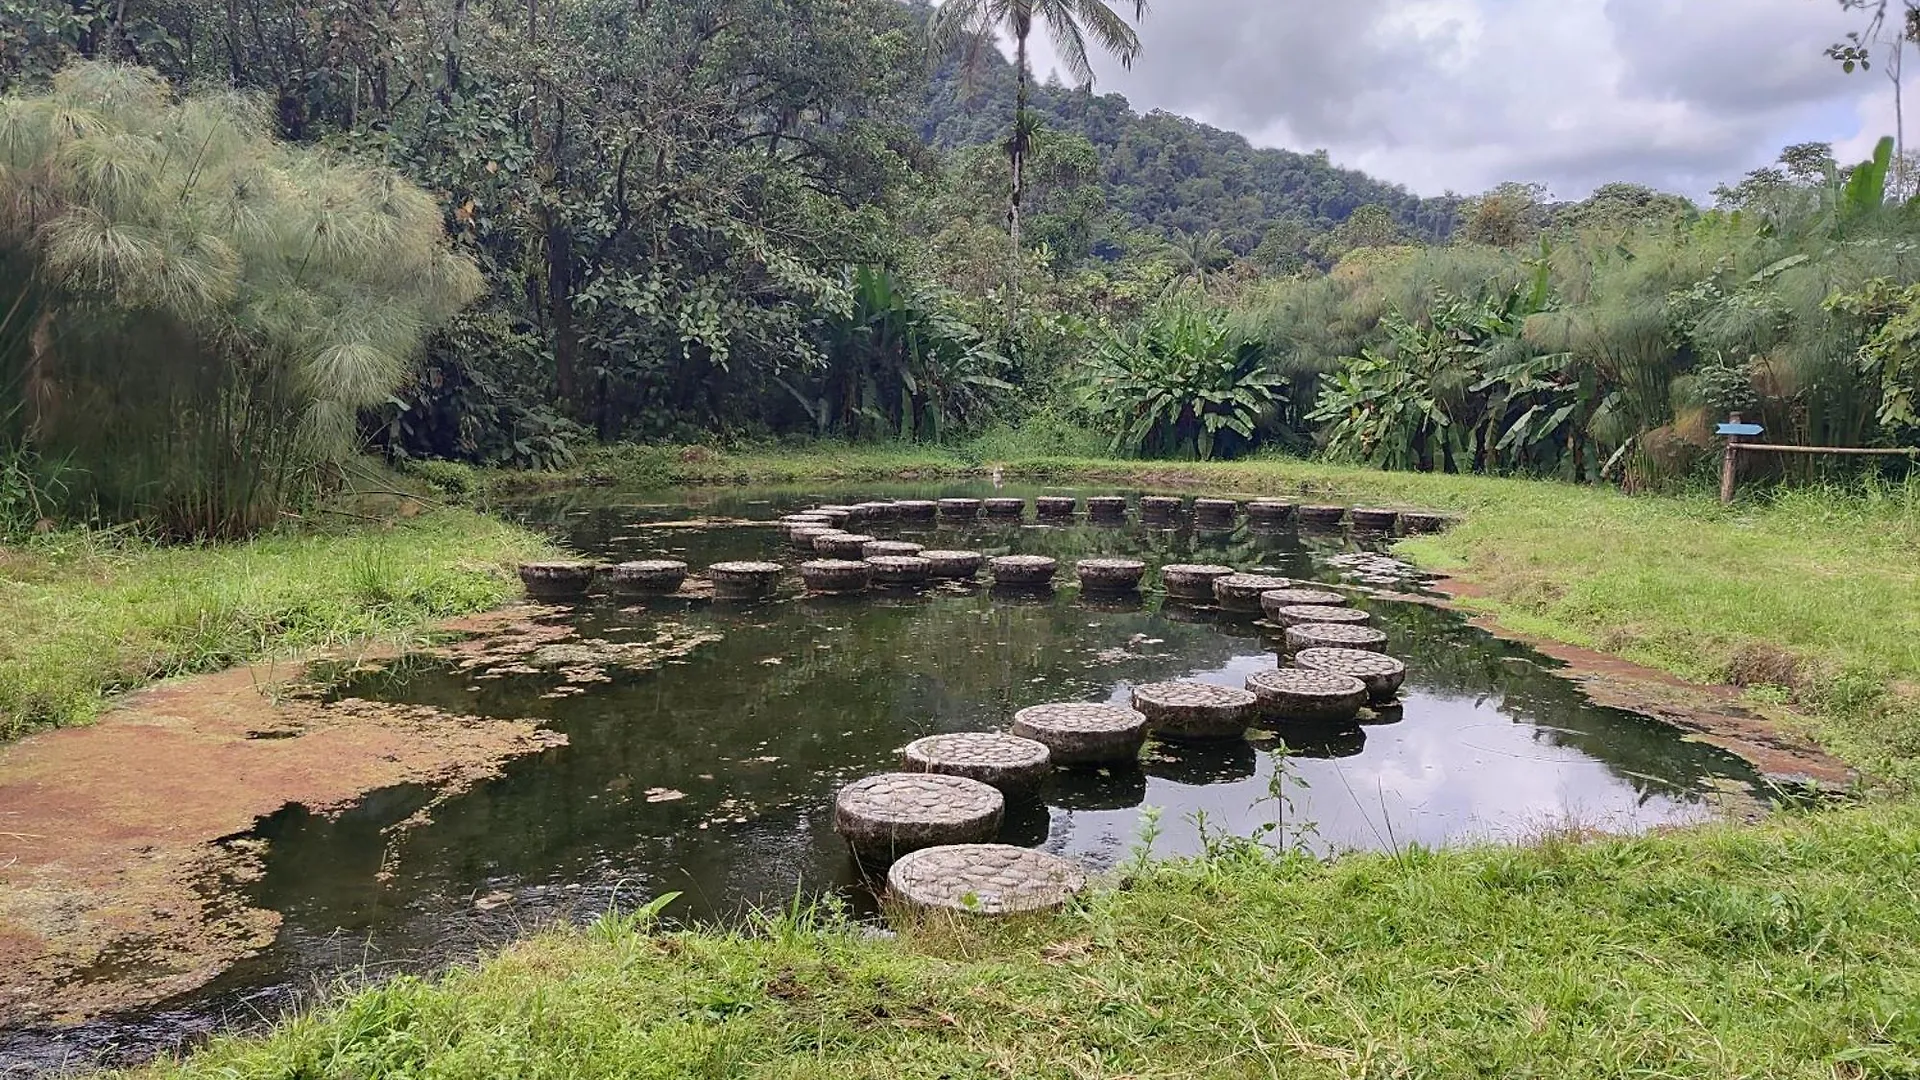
[
  {"left": 0, "top": 63, "right": 480, "bottom": 536},
  {"left": 1080, "top": 298, "right": 1281, "bottom": 460}
]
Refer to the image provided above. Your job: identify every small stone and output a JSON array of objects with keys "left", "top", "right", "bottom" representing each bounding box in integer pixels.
[
  {"left": 1245, "top": 669, "right": 1368, "bottom": 724},
  {"left": 609, "top": 560, "right": 689, "bottom": 595},
  {"left": 1214, "top": 573, "right": 1293, "bottom": 612},
  {"left": 1130, "top": 681, "right": 1259, "bottom": 740},
  {"left": 708, "top": 561, "right": 783, "bottom": 600},
  {"left": 1267, "top": 604, "right": 1371, "bottom": 628},
  {"left": 887, "top": 844, "right": 1087, "bottom": 914},
  {"left": 1295, "top": 647, "right": 1407, "bottom": 702},
  {"left": 1160, "top": 564, "right": 1236, "bottom": 602},
  {"left": 834, "top": 773, "right": 1004, "bottom": 861},
  {"left": 800, "top": 559, "right": 871, "bottom": 594},
  {"left": 922, "top": 550, "right": 985, "bottom": 579},
  {"left": 518, "top": 561, "right": 596, "bottom": 600},
  {"left": 901, "top": 732, "right": 1052, "bottom": 796},
  {"left": 990, "top": 555, "right": 1058, "bottom": 587},
  {"left": 1076, "top": 558, "right": 1147, "bottom": 592},
  {"left": 1011, "top": 702, "right": 1148, "bottom": 764},
  {"left": 1284, "top": 623, "right": 1389, "bottom": 653}
]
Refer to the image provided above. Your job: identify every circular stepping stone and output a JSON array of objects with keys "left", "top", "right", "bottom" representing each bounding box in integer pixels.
[
  {"left": 866, "top": 555, "right": 933, "bottom": 587},
  {"left": 893, "top": 500, "right": 938, "bottom": 521},
  {"left": 887, "top": 844, "right": 1086, "bottom": 915},
  {"left": 1085, "top": 496, "right": 1128, "bottom": 518},
  {"left": 815, "top": 532, "right": 877, "bottom": 558},
  {"left": 1284, "top": 623, "right": 1389, "bottom": 653},
  {"left": 984, "top": 497, "right": 1026, "bottom": 516},
  {"left": 1246, "top": 500, "right": 1297, "bottom": 525},
  {"left": 1193, "top": 497, "right": 1238, "bottom": 521},
  {"left": 1076, "top": 558, "right": 1147, "bottom": 592},
  {"left": 1350, "top": 508, "right": 1400, "bottom": 532},
  {"left": 856, "top": 501, "right": 899, "bottom": 522},
  {"left": 901, "top": 732, "right": 1052, "bottom": 795},
  {"left": 708, "top": 561, "right": 783, "bottom": 600},
  {"left": 863, "top": 540, "right": 925, "bottom": 558},
  {"left": 519, "top": 561, "right": 596, "bottom": 600},
  {"left": 810, "top": 507, "right": 855, "bottom": 526},
  {"left": 1245, "top": 669, "right": 1367, "bottom": 724},
  {"left": 1011, "top": 702, "right": 1148, "bottom": 764},
  {"left": 990, "top": 555, "right": 1058, "bottom": 586},
  {"left": 834, "top": 774, "right": 1004, "bottom": 861},
  {"left": 609, "top": 560, "right": 688, "bottom": 595},
  {"left": 780, "top": 513, "right": 834, "bottom": 530},
  {"left": 1268, "top": 604, "right": 1372, "bottom": 629},
  {"left": 1035, "top": 496, "right": 1076, "bottom": 517},
  {"left": 1295, "top": 647, "right": 1407, "bottom": 702},
  {"left": 938, "top": 498, "right": 982, "bottom": 519},
  {"left": 1139, "top": 495, "right": 1182, "bottom": 517},
  {"left": 1130, "top": 681, "right": 1258, "bottom": 740},
  {"left": 789, "top": 525, "right": 839, "bottom": 550},
  {"left": 922, "top": 550, "right": 985, "bottom": 579},
  {"left": 799, "top": 559, "right": 870, "bottom": 594},
  {"left": 1161, "top": 564, "right": 1237, "bottom": 602},
  {"left": 1259, "top": 588, "right": 1349, "bottom": 617},
  {"left": 1400, "top": 511, "right": 1453, "bottom": 534},
  {"left": 1298, "top": 505, "right": 1348, "bottom": 528},
  {"left": 1214, "top": 573, "right": 1293, "bottom": 612}
]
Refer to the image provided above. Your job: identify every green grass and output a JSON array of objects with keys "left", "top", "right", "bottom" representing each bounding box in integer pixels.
[
  {"left": 0, "top": 508, "right": 552, "bottom": 737},
  {"left": 136, "top": 801, "right": 1920, "bottom": 1079}
]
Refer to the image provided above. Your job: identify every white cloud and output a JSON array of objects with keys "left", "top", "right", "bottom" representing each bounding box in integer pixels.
[{"left": 1016, "top": 0, "right": 1898, "bottom": 199}]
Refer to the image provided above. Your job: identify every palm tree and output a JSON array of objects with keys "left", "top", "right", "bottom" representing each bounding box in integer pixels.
[
  {"left": 930, "top": 0, "right": 1147, "bottom": 262},
  {"left": 1171, "top": 228, "right": 1229, "bottom": 288}
]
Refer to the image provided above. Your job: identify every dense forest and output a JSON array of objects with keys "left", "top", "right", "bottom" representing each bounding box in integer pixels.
[{"left": 0, "top": 0, "right": 1916, "bottom": 538}]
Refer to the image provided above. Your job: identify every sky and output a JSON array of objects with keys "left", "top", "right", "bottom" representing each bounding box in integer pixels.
[{"left": 1018, "top": 0, "right": 1902, "bottom": 201}]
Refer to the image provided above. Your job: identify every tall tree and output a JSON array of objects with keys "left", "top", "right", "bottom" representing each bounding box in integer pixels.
[{"left": 927, "top": 0, "right": 1147, "bottom": 297}]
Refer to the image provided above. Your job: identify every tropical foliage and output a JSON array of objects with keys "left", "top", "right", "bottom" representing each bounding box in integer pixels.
[{"left": 1081, "top": 298, "right": 1281, "bottom": 459}]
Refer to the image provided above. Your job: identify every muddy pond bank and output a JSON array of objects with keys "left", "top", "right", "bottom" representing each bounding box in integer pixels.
[{"left": 0, "top": 481, "right": 1848, "bottom": 1073}]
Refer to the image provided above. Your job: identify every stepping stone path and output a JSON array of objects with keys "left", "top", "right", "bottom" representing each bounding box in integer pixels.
[
  {"left": 519, "top": 561, "right": 596, "bottom": 600},
  {"left": 1161, "top": 564, "right": 1237, "bottom": 602},
  {"left": 1259, "top": 588, "right": 1349, "bottom": 618},
  {"left": 1076, "top": 558, "right": 1147, "bottom": 591},
  {"left": 901, "top": 732, "right": 1052, "bottom": 796},
  {"left": 863, "top": 540, "right": 924, "bottom": 558},
  {"left": 1214, "top": 573, "right": 1293, "bottom": 612},
  {"left": 708, "top": 561, "right": 783, "bottom": 600},
  {"left": 894, "top": 500, "right": 938, "bottom": 521},
  {"left": 887, "top": 844, "right": 1087, "bottom": 915},
  {"left": 1245, "top": 669, "right": 1368, "bottom": 724},
  {"left": 1011, "top": 702, "right": 1148, "bottom": 764},
  {"left": 800, "top": 559, "right": 870, "bottom": 594},
  {"left": 609, "top": 560, "right": 688, "bottom": 595},
  {"left": 1130, "top": 681, "right": 1259, "bottom": 740},
  {"left": 834, "top": 774, "right": 1004, "bottom": 861},
  {"left": 867, "top": 555, "right": 933, "bottom": 587},
  {"left": 1284, "top": 622, "right": 1389, "bottom": 653},
  {"left": 1246, "top": 500, "right": 1296, "bottom": 525},
  {"left": 1139, "top": 495, "right": 1182, "bottom": 517},
  {"left": 1267, "top": 604, "right": 1372, "bottom": 629},
  {"left": 922, "top": 550, "right": 985, "bottom": 579},
  {"left": 1035, "top": 496, "right": 1076, "bottom": 517},
  {"left": 789, "top": 525, "right": 838, "bottom": 550},
  {"left": 990, "top": 555, "right": 1058, "bottom": 587},
  {"left": 815, "top": 533, "right": 876, "bottom": 558},
  {"left": 1298, "top": 505, "right": 1347, "bottom": 528},
  {"left": 938, "top": 498, "right": 982, "bottom": 519},
  {"left": 1350, "top": 508, "right": 1400, "bottom": 532},
  {"left": 1295, "top": 648, "right": 1407, "bottom": 702},
  {"left": 1086, "top": 496, "right": 1128, "bottom": 519},
  {"left": 984, "top": 497, "right": 1026, "bottom": 517}
]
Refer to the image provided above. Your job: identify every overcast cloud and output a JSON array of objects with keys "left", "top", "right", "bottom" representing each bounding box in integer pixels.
[{"left": 1020, "top": 0, "right": 1895, "bottom": 200}]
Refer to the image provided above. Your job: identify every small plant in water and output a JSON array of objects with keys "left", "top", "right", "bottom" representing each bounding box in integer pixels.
[
  {"left": 1123, "top": 803, "right": 1164, "bottom": 879},
  {"left": 1191, "top": 743, "right": 1319, "bottom": 861}
]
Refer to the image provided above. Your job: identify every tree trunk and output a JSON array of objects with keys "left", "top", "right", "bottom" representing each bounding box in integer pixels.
[{"left": 1008, "top": 30, "right": 1028, "bottom": 325}]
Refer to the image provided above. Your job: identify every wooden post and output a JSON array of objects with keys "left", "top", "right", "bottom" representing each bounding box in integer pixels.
[{"left": 1720, "top": 412, "right": 1743, "bottom": 505}]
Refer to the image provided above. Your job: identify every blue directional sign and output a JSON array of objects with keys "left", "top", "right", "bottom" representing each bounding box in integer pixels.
[{"left": 1717, "top": 422, "right": 1764, "bottom": 437}]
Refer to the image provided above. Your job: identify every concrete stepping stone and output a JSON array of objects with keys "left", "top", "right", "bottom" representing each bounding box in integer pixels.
[
  {"left": 809, "top": 507, "right": 855, "bottom": 526},
  {"left": 984, "top": 497, "right": 1026, "bottom": 517},
  {"left": 1245, "top": 669, "right": 1368, "bottom": 724},
  {"left": 1284, "top": 622, "right": 1389, "bottom": 653},
  {"left": 1139, "top": 495, "right": 1183, "bottom": 518},
  {"left": 1035, "top": 496, "right": 1077, "bottom": 517},
  {"left": 609, "top": 560, "right": 688, "bottom": 596},
  {"left": 990, "top": 555, "right": 1058, "bottom": 587},
  {"left": 1298, "top": 505, "right": 1347, "bottom": 528},
  {"left": 1400, "top": 511, "right": 1454, "bottom": 534},
  {"left": 887, "top": 844, "right": 1087, "bottom": 915},
  {"left": 1011, "top": 702, "right": 1148, "bottom": 764},
  {"left": 922, "top": 550, "right": 985, "bottom": 579},
  {"left": 938, "top": 498, "right": 982, "bottom": 519},
  {"left": 1085, "top": 496, "right": 1128, "bottom": 519},
  {"left": 708, "top": 561, "right": 783, "bottom": 600},
  {"left": 1267, "top": 604, "right": 1372, "bottom": 629},
  {"left": 1258, "top": 588, "right": 1349, "bottom": 619},
  {"left": 1076, "top": 558, "right": 1147, "bottom": 592},
  {"left": 1295, "top": 647, "right": 1407, "bottom": 702},
  {"left": 855, "top": 501, "right": 898, "bottom": 523},
  {"left": 814, "top": 532, "right": 877, "bottom": 558},
  {"left": 1193, "top": 497, "right": 1238, "bottom": 522},
  {"left": 1246, "top": 500, "right": 1297, "bottom": 525},
  {"left": 863, "top": 540, "right": 925, "bottom": 558},
  {"left": 518, "top": 561, "right": 597, "bottom": 600},
  {"left": 893, "top": 500, "right": 938, "bottom": 521},
  {"left": 1214, "top": 573, "right": 1293, "bottom": 612},
  {"left": 901, "top": 732, "right": 1052, "bottom": 796},
  {"left": 1160, "top": 564, "right": 1236, "bottom": 602},
  {"left": 1130, "top": 681, "right": 1259, "bottom": 740},
  {"left": 866, "top": 555, "right": 933, "bottom": 588},
  {"left": 788, "top": 525, "right": 839, "bottom": 550},
  {"left": 834, "top": 773, "right": 1004, "bottom": 861},
  {"left": 799, "top": 559, "right": 871, "bottom": 595},
  {"left": 780, "top": 513, "right": 834, "bottom": 532},
  {"left": 1350, "top": 508, "right": 1400, "bottom": 532}
]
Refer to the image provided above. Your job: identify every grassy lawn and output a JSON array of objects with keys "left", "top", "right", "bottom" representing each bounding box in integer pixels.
[
  {"left": 0, "top": 507, "right": 552, "bottom": 738},
  {"left": 137, "top": 801, "right": 1920, "bottom": 1079}
]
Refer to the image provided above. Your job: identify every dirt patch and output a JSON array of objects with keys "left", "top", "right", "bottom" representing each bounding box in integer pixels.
[
  {"left": 0, "top": 611, "right": 571, "bottom": 1028},
  {"left": 1427, "top": 576, "right": 1855, "bottom": 792}
]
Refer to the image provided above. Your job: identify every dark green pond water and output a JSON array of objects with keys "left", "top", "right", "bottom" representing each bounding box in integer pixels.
[{"left": 10, "top": 482, "right": 1779, "bottom": 1072}]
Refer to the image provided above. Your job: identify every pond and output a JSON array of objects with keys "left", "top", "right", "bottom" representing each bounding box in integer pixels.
[{"left": 9, "top": 482, "right": 1779, "bottom": 1071}]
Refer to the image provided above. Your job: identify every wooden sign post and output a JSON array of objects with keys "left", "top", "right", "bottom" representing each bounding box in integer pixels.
[{"left": 1718, "top": 414, "right": 1762, "bottom": 504}]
